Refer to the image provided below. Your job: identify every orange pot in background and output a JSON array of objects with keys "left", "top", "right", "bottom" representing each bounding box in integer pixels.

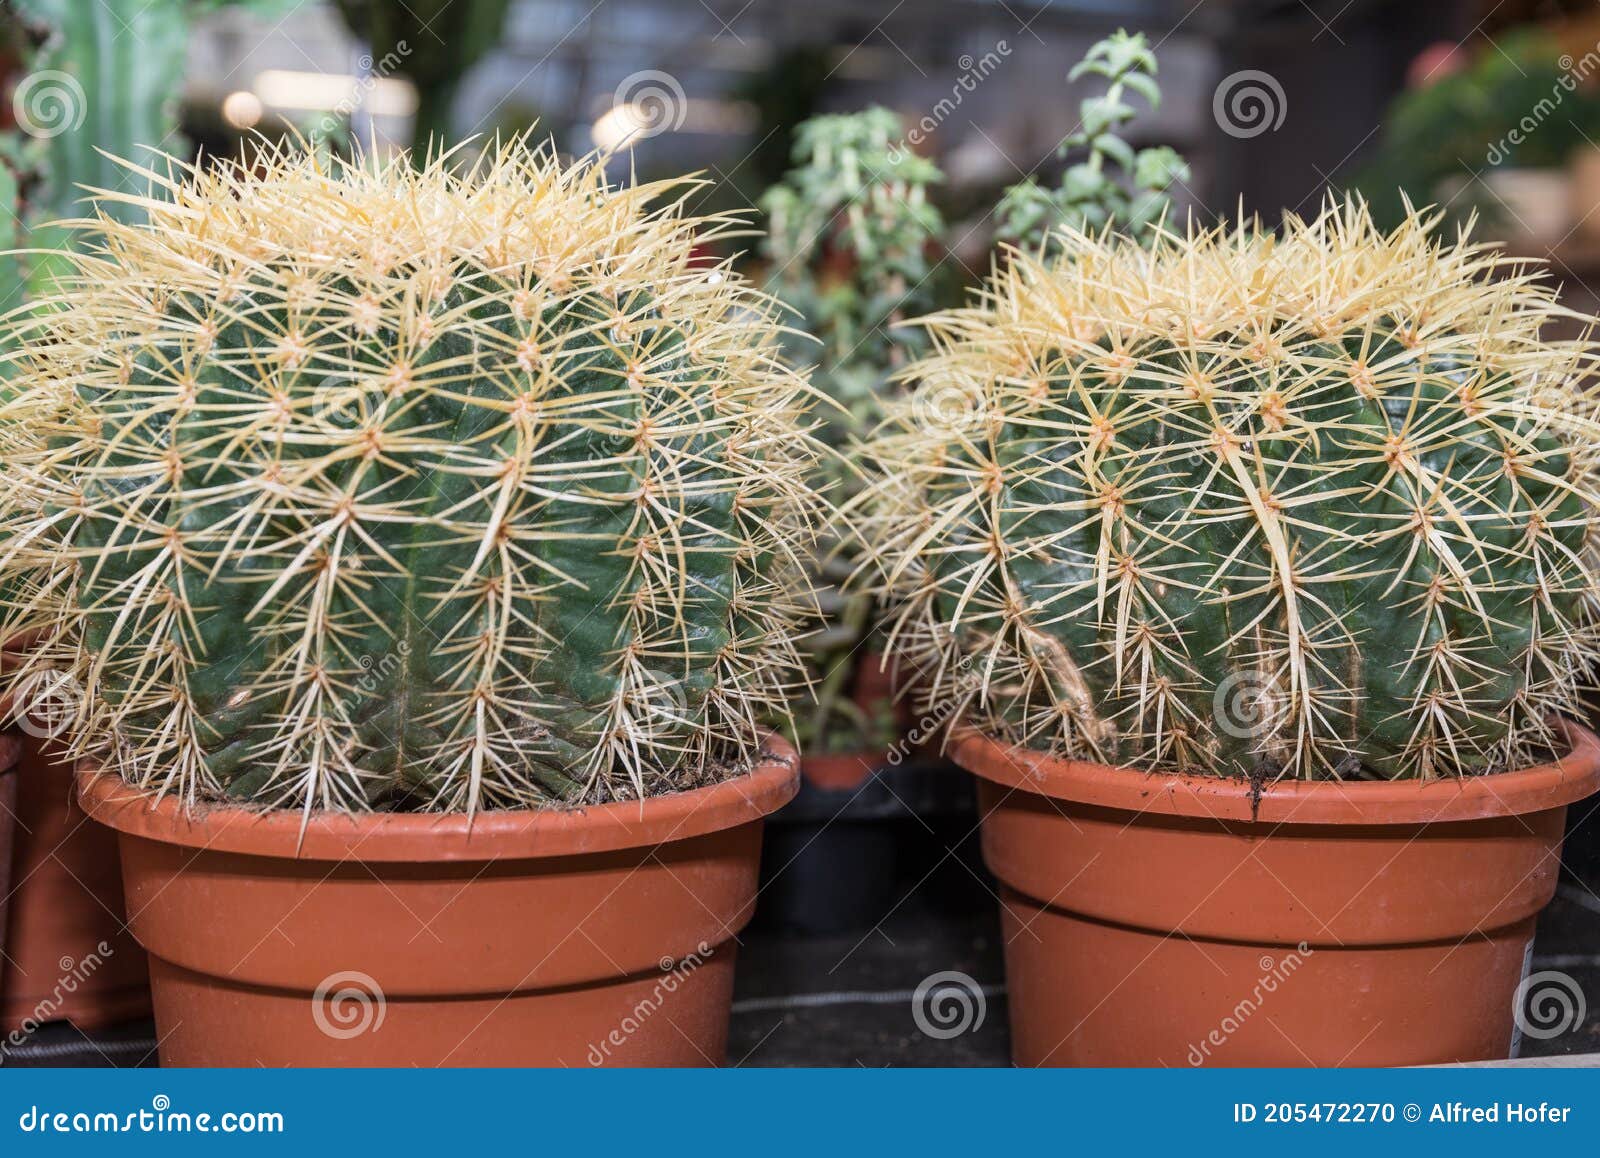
[
  {"left": 0, "top": 732, "right": 20, "bottom": 990},
  {"left": 798, "top": 651, "right": 902, "bottom": 793},
  {"left": 799, "top": 749, "right": 884, "bottom": 792},
  {"left": 1, "top": 642, "right": 150, "bottom": 1038},
  {"left": 77, "top": 738, "right": 799, "bottom": 1067},
  {"left": 954, "top": 719, "right": 1600, "bottom": 1067}
]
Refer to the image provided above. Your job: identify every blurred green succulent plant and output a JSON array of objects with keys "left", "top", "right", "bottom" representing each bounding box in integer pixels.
[
  {"left": 760, "top": 108, "right": 947, "bottom": 755},
  {"left": 1347, "top": 30, "right": 1600, "bottom": 231},
  {"left": 761, "top": 108, "right": 946, "bottom": 450},
  {"left": 996, "top": 29, "right": 1190, "bottom": 251}
]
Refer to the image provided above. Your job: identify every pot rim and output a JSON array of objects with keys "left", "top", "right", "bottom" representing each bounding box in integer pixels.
[
  {"left": 76, "top": 734, "right": 798, "bottom": 862},
  {"left": 1, "top": 626, "right": 52, "bottom": 656},
  {"left": 951, "top": 717, "right": 1600, "bottom": 825}
]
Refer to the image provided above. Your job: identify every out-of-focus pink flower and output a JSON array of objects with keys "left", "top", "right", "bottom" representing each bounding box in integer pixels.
[{"left": 1408, "top": 41, "right": 1467, "bottom": 89}]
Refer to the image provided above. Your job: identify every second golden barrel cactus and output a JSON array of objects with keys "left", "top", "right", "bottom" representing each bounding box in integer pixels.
[{"left": 865, "top": 203, "right": 1600, "bottom": 780}]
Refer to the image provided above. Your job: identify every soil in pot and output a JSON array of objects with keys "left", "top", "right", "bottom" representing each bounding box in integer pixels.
[
  {"left": 76, "top": 739, "right": 799, "bottom": 1067},
  {"left": 954, "top": 720, "right": 1600, "bottom": 1068}
]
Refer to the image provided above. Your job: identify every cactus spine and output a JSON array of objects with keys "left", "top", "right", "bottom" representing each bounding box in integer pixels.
[
  {"left": 6, "top": 141, "right": 822, "bottom": 814},
  {"left": 866, "top": 203, "right": 1600, "bottom": 780}
]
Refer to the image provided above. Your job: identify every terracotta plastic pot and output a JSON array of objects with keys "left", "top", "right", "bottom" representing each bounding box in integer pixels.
[
  {"left": 954, "top": 719, "right": 1600, "bottom": 1068},
  {"left": 801, "top": 749, "right": 885, "bottom": 792},
  {"left": 0, "top": 642, "right": 150, "bottom": 1037},
  {"left": 77, "top": 738, "right": 799, "bottom": 1067},
  {"left": 0, "top": 732, "right": 20, "bottom": 990}
]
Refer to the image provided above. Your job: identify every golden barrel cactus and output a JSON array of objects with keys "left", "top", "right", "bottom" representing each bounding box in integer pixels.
[
  {"left": 865, "top": 202, "right": 1600, "bottom": 780},
  {"left": 3, "top": 142, "right": 823, "bottom": 814}
]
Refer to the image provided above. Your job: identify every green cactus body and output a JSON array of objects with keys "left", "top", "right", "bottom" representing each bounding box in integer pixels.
[
  {"left": 873, "top": 205, "right": 1598, "bottom": 780},
  {"left": 16, "top": 144, "right": 818, "bottom": 813}
]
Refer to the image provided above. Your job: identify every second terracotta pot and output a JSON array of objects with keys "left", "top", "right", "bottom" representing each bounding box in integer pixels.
[
  {"left": 78, "top": 738, "right": 799, "bottom": 1067},
  {"left": 954, "top": 720, "right": 1600, "bottom": 1067},
  {"left": 1, "top": 637, "right": 150, "bottom": 1037},
  {"left": 0, "top": 732, "right": 20, "bottom": 999}
]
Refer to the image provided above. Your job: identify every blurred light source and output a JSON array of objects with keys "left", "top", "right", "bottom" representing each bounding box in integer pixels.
[
  {"left": 221, "top": 90, "right": 264, "bottom": 130},
  {"left": 591, "top": 103, "right": 653, "bottom": 152},
  {"left": 591, "top": 99, "right": 756, "bottom": 152},
  {"left": 253, "top": 70, "right": 418, "bottom": 118}
]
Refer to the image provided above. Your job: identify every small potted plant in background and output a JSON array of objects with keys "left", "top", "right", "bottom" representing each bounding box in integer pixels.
[
  {"left": 762, "top": 106, "right": 945, "bottom": 787},
  {"left": 863, "top": 200, "right": 1600, "bottom": 1066},
  {"left": 755, "top": 109, "right": 962, "bottom": 933},
  {"left": 993, "top": 29, "right": 1189, "bottom": 254},
  {"left": 1352, "top": 29, "right": 1600, "bottom": 248},
  {"left": 2, "top": 137, "right": 827, "bottom": 1067}
]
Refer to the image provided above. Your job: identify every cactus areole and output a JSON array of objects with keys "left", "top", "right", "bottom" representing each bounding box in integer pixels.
[
  {"left": 869, "top": 203, "right": 1600, "bottom": 781},
  {"left": 12, "top": 143, "right": 821, "bottom": 815}
]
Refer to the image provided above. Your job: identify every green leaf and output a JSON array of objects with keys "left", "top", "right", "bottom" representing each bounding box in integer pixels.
[
  {"left": 1134, "top": 146, "right": 1190, "bottom": 191},
  {"left": 1061, "top": 162, "right": 1113, "bottom": 202},
  {"left": 1120, "top": 70, "right": 1161, "bottom": 110},
  {"left": 1079, "top": 95, "right": 1135, "bottom": 138},
  {"left": 1092, "top": 133, "right": 1135, "bottom": 173}
]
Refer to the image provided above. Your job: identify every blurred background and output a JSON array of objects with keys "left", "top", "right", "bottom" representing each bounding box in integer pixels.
[{"left": 9, "top": 1, "right": 1600, "bottom": 261}]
